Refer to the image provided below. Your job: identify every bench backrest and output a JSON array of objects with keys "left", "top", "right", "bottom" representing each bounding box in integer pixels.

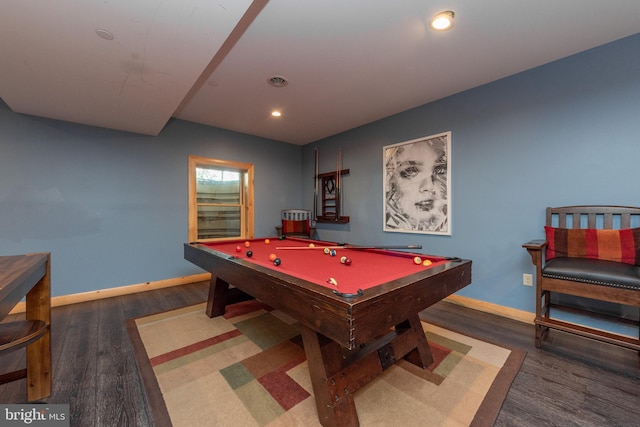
[{"left": 546, "top": 205, "right": 640, "bottom": 230}]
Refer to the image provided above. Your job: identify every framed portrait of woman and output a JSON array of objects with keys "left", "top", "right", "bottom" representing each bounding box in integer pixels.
[{"left": 383, "top": 131, "right": 451, "bottom": 235}]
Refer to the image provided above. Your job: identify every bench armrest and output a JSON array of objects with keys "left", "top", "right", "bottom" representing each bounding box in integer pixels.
[
  {"left": 522, "top": 239, "right": 547, "bottom": 251},
  {"left": 522, "top": 239, "right": 547, "bottom": 269}
]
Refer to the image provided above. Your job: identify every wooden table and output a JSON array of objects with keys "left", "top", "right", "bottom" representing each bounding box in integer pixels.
[
  {"left": 185, "top": 238, "right": 472, "bottom": 427},
  {"left": 0, "top": 253, "right": 52, "bottom": 401}
]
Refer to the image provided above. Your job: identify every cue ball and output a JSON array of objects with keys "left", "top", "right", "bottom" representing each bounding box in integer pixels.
[
  {"left": 413, "top": 256, "right": 422, "bottom": 265},
  {"left": 246, "top": 250, "right": 253, "bottom": 257},
  {"left": 235, "top": 246, "right": 242, "bottom": 252},
  {"left": 244, "top": 241, "right": 251, "bottom": 247},
  {"left": 422, "top": 259, "right": 432, "bottom": 266},
  {"left": 327, "top": 278, "right": 338, "bottom": 286},
  {"left": 273, "top": 258, "right": 281, "bottom": 266},
  {"left": 323, "top": 248, "right": 330, "bottom": 255},
  {"left": 269, "top": 253, "right": 277, "bottom": 261},
  {"left": 264, "top": 239, "right": 270, "bottom": 245}
]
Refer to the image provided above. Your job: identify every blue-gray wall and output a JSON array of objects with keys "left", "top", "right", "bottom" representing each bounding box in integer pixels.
[
  {"left": 1, "top": 32, "right": 638, "bottom": 324},
  {"left": 303, "top": 33, "right": 640, "bottom": 318},
  {"left": 0, "top": 107, "right": 301, "bottom": 296}
]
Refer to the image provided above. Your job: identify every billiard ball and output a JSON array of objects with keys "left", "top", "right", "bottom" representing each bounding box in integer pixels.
[
  {"left": 235, "top": 246, "right": 242, "bottom": 252},
  {"left": 422, "top": 259, "right": 432, "bottom": 266},
  {"left": 273, "top": 258, "right": 281, "bottom": 266},
  {"left": 264, "top": 239, "right": 270, "bottom": 245},
  {"left": 329, "top": 249, "right": 336, "bottom": 257},
  {"left": 323, "top": 248, "right": 330, "bottom": 255},
  {"left": 327, "top": 277, "right": 338, "bottom": 286},
  {"left": 269, "top": 253, "right": 277, "bottom": 261},
  {"left": 340, "top": 256, "right": 352, "bottom": 265},
  {"left": 413, "top": 256, "right": 422, "bottom": 265},
  {"left": 309, "top": 243, "right": 315, "bottom": 248},
  {"left": 246, "top": 250, "right": 253, "bottom": 257},
  {"left": 244, "top": 241, "right": 251, "bottom": 247},
  {"left": 278, "top": 235, "right": 286, "bottom": 240}
]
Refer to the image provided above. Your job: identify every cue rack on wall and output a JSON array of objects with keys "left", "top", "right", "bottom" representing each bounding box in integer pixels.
[{"left": 314, "top": 148, "right": 350, "bottom": 224}]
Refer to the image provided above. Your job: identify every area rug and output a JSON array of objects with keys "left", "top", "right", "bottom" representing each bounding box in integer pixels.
[{"left": 127, "top": 300, "right": 525, "bottom": 427}]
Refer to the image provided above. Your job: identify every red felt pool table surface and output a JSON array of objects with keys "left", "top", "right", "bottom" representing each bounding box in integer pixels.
[{"left": 194, "top": 237, "right": 448, "bottom": 295}]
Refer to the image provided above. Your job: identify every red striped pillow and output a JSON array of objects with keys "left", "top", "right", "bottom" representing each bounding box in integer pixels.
[{"left": 544, "top": 226, "right": 640, "bottom": 265}]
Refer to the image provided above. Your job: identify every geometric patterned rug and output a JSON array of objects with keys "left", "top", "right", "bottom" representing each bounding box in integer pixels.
[{"left": 127, "top": 300, "right": 525, "bottom": 427}]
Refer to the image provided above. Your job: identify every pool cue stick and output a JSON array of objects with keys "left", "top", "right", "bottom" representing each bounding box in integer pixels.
[
  {"left": 313, "top": 148, "right": 318, "bottom": 220},
  {"left": 275, "top": 244, "right": 423, "bottom": 250},
  {"left": 335, "top": 149, "right": 341, "bottom": 220}
]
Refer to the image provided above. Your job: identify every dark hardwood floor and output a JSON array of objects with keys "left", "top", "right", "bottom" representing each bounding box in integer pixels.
[{"left": 1, "top": 281, "right": 638, "bottom": 426}]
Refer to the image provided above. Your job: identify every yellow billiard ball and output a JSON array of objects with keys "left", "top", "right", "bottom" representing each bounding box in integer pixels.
[
  {"left": 309, "top": 243, "right": 315, "bottom": 248},
  {"left": 422, "top": 259, "right": 432, "bottom": 266}
]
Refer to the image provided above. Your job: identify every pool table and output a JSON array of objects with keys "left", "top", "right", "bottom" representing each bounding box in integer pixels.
[{"left": 184, "top": 237, "right": 471, "bottom": 427}]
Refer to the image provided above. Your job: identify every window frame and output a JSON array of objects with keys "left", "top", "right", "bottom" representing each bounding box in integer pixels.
[{"left": 188, "top": 155, "right": 254, "bottom": 242}]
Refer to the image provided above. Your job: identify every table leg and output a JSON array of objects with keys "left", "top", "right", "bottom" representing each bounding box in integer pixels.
[
  {"left": 205, "top": 276, "right": 229, "bottom": 318},
  {"left": 300, "top": 325, "right": 359, "bottom": 427},
  {"left": 299, "top": 313, "right": 435, "bottom": 427},
  {"left": 25, "top": 256, "right": 51, "bottom": 402},
  {"left": 395, "top": 313, "right": 434, "bottom": 368}
]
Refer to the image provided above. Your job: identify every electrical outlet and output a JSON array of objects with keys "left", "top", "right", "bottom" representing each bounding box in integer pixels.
[{"left": 523, "top": 273, "right": 533, "bottom": 286}]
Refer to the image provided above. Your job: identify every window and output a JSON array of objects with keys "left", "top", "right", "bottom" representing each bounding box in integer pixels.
[{"left": 188, "top": 155, "right": 254, "bottom": 241}]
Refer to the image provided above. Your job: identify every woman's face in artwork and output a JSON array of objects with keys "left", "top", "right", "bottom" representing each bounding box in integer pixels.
[{"left": 392, "top": 141, "right": 447, "bottom": 226}]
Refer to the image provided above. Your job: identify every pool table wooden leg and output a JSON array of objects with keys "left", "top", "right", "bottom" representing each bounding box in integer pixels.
[
  {"left": 395, "top": 313, "right": 434, "bottom": 368},
  {"left": 300, "top": 325, "right": 359, "bottom": 427},
  {"left": 299, "top": 313, "right": 436, "bottom": 427},
  {"left": 205, "top": 276, "right": 229, "bottom": 318}
]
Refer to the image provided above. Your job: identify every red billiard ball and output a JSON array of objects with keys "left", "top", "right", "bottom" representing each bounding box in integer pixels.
[
  {"left": 235, "top": 246, "right": 242, "bottom": 252},
  {"left": 344, "top": 257, "right": 352, "bottom": 266}
]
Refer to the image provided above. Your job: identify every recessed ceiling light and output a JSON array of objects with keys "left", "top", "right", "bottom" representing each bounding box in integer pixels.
[
  {"left": 271, "top": 111, "right": 282, "bottom": 117},
  {"left": 95, "top": 29, "right": 114, "bottom": 40},
  {"left": 267, "top": 76, "right": 289, "bottom": 88},
  {"left": 430, "top": 11, "right": 455, "bottom": 31}
]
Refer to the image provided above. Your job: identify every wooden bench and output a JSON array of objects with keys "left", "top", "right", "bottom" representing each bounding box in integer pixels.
[{"left": 523, "top": 206, "right": 640, "bottom": 352}]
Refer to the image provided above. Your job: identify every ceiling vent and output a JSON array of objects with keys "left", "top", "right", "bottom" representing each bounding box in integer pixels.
[{"left": 267, "top": 76, "right": 289, "bottom": 87}]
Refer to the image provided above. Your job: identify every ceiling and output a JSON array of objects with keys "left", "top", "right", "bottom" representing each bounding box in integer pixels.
[{"left": 1, "top": 1, "right": 639, "bottom": 145}]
